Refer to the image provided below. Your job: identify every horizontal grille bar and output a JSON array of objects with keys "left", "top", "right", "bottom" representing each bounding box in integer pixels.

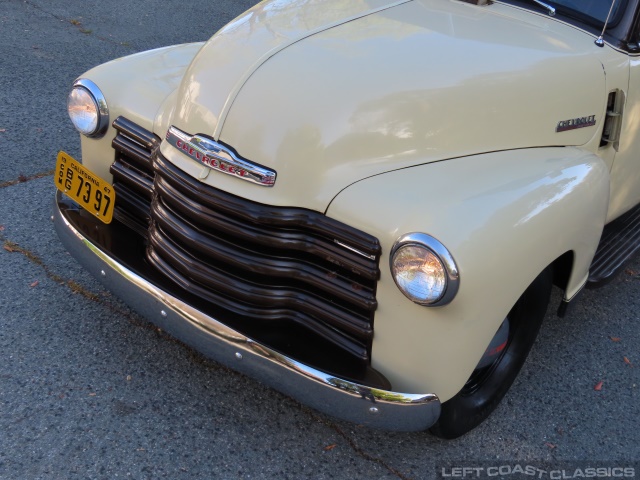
[{"left": 113, "top": 116, "right": 160, "bottom": 152}]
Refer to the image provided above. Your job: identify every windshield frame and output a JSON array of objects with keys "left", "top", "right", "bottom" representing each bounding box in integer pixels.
[{"left": 495, "top": 0, "right": 640, "bottom": 52}]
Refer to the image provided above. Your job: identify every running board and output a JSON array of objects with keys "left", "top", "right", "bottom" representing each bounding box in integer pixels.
[{"left": 588, "top": 203, "right": 640, "bottom": 287}]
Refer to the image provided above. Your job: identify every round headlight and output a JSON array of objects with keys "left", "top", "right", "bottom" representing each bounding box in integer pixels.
[
  {"left": 67, "top": 79, "right": 108, "bottom": 137},
  {"left": 390, "top": 233, "right": 459, "bottom": 306}
]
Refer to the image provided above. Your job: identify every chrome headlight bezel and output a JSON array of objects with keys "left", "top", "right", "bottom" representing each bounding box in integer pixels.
[
  {"left": 390, "top": 232, "right": 460, "bottom": 306},
  {"left": 67, "top": 78, "right": 109, "bottom": 138}
]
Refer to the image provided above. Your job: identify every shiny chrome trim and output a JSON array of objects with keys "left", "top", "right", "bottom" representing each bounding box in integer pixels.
[
  {"left": 54, "top": 193, "right": 440, "bottom": 431},
  {"left": 334, "top": 240, "right": 377, "bottom": 261},
  {"left": 72, "top": 78, "right": 109, "bottom": 138},
  {"left": 530, "top": 0, "right": 555, "bottom": 16},
  {"left": 166, "top": 126, "right": 276, "bottom": 187},
  {"left": 390, "top": 232, "right": 460, "bottom": 307}
]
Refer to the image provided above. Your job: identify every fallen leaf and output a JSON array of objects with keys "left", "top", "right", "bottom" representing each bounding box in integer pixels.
[
  {"left": 545, "top": 442, "right": 557, "bottom": 449},
  {"left": 323, "top": 444, "right": 337, "bottom": 451},
  {"left": 30, "top": 280, "right": 39, "bottom": 288},
  {"left": 610, "top": 337, "right": 621, "bottom": 342},
  {"left": 126, "top": 375, "right": 132, "bottom": 381},
  {"left": 89, "top": 392, "right": 96, "bottom": 396},
  {"left": 0, "top": 129, "right": 5, "bottom": 133},
  {"left": 625, "top": 268, "right": 638, "bottom": 276},
  {"left": 3, "top": 244, "right": 16, "bottom": 252},
  {"left": 594, "top": 381, "right": 604, "bottom": 391},
  {"left": 624, "top": 357, "right": 633, "bottom": 366}
]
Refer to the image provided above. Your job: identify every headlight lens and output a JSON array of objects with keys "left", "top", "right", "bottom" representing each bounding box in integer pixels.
[
  {"left": 390, "top": 233, "right": 459, "bottom": 306},
  {"left": 67, "top": 79, "right": 108, "bottom": 137},
  {"left": 68, "top": 88, "right": 98, "bottom": 134},
  {"left": 392, "top": 245, "right": 447, "bottom": 303}
]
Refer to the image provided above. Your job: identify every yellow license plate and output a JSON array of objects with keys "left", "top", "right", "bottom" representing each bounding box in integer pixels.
[{"left": 55, "top": 151, "right": 116, "bottom": 224}]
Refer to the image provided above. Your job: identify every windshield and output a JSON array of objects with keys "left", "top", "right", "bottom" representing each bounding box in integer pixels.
[
  {"left": 503, "top": 0, "right": 628, "bottom": 29},
  {"left": 552, "top": 0, "right": 624, "bottom": 26}
]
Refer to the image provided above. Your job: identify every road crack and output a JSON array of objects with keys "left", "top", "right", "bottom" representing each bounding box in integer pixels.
[
  {"left": 22, "top": 0, "right": 137, "bottom": 50},
  {"left": 1, "top": 235, "right": 237, "bottom": 377},
  {"left": 0, "top": 169, "right": 54, "bottom": 189},
  {"left": 1, "top": 236, "right": 157, "bottom": 337}
]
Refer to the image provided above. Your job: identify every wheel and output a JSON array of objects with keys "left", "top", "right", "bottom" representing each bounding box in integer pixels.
[{"left": 430, "top": 267, "right": 553, "bottom": 439}]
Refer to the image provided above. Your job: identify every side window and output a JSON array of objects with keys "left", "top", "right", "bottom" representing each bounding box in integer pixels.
[{"left": 628, "top": 0, "right": 640, "bottom": 48}]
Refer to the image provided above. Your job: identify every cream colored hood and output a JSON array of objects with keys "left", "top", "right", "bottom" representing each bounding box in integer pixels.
[
  {"left": 163, "top": 0, "right": 606, "bottom": 211},
  {"left": 169, "top": 0, "right": 408, "bottom": 137}
]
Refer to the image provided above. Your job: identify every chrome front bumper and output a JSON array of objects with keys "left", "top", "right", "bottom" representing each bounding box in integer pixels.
[{"left": 54, "top": 192, "right": 441, "bottom": 431}]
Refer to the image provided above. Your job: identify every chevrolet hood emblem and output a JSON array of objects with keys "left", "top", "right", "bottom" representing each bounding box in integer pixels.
[{"left": 166, "top": 126, "right": 276, "bottom": 187}]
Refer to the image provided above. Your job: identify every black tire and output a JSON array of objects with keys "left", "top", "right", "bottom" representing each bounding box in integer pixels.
[{"left": 430, "top": 267, "right": 553, "bottom": 439}]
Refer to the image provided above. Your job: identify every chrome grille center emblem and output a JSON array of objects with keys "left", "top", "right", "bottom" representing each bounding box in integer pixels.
[{"left": 166, "top": 126, "right": 276, "bottom": 187}]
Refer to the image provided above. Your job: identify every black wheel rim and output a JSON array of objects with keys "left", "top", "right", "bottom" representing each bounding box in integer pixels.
[{"left": 461, "top": 316, "right": 513, "bottom": 396}]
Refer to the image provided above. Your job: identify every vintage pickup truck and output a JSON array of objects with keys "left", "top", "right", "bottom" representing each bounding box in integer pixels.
[{"left": 54, "top": 0, "right": 640, "bottom": 438}]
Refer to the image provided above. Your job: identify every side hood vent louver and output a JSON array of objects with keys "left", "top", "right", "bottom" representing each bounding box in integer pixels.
[{"left": 601, "top": 90, "right": 625, "bottom": 151}]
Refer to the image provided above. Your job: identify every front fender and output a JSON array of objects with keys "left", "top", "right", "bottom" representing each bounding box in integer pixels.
[
  {"left": 75, "top": 43, "right": 203, "bottom": 183},
  {"left": 326, "top": 147, "right": 609, "bottom": 400}
]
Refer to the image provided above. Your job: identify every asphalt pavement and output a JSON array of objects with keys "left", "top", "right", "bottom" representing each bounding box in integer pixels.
[{"left": 1, "top": 0, "right": 639, "bottom": 479}]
